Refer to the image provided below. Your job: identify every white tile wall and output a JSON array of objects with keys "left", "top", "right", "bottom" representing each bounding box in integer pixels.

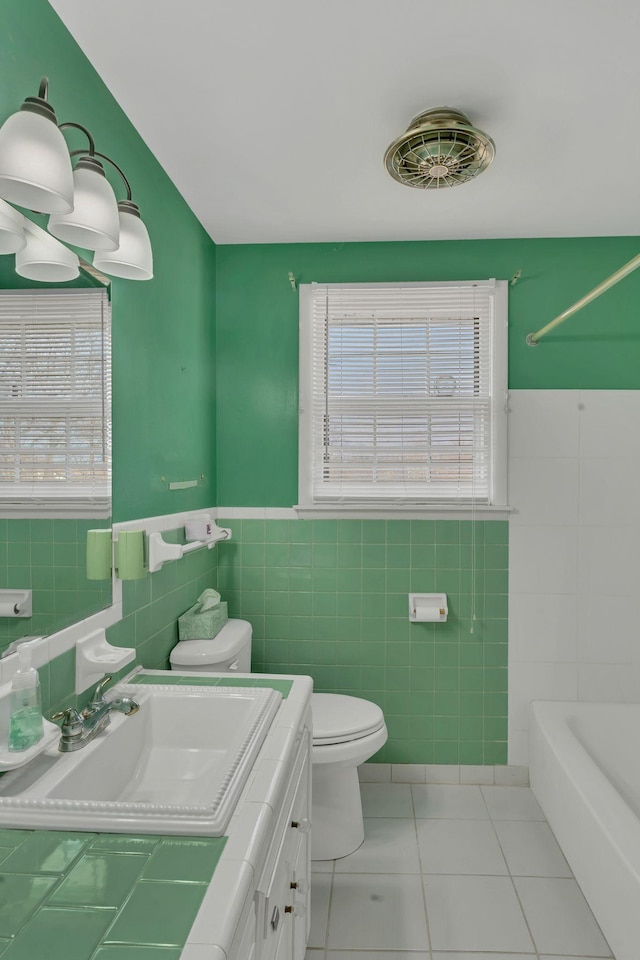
[{"left": 508, "top": 390, "right": 640, "bottom": 765}]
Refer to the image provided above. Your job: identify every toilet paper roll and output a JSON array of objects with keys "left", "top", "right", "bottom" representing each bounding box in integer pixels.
[
  {"left": 412, "top": 600, "right": 442, "bottom": 621},
  {"left": 114, "top": 530, "right": 145, "bottom": 580},
  {"left": 86, "top": 529, "right": 112, "bottom": 580}
]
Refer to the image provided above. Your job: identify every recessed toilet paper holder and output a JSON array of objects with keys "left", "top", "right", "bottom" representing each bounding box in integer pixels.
[
  {"left": 408, "top": 593, "right": 448, "bottom": 622},
  {"left": 0, "top": 590, "right": 32, "bottom": 618}
]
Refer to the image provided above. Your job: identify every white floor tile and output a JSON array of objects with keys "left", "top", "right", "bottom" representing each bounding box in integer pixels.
[
  {"left": 417, "top": 818, "right": 507, "bottom": 875},
  {"left": 312, "top": 858, "right": 335, "bottom": 873},
  {"left": 304, "top": 952, "right": 324, "bottom": 959},
  {"left": 433, "top": 954, "right": 536, "bottom": 960},
  {"left": 515, "top": 876, "right": 612, "bottom": 957},
  {"left": 328, "top": 874, "right": 428, "bottom": 950},
  {"left": 424, "top": 874, "right": 534, "bottom": 953},
  {"left": 360, "top": 782, "right": 414, "bottom": 818},
  {"left": 481, "top": 785, "right": 544, "bottom": 820},
  {"left": 495, "top": 820, "right": 572, "bottom": 877},
  {"left": 308, "top": 872, "right": 332, "bottom": 948},
  {"left": 412, "top": 783, "right": 489, "bottom": 819},
  {"left": 328, "top": 953, "right": 429, "bottom": 960},
  {"left": 335, "top": 818, "right": 420, "bottom": 874}
]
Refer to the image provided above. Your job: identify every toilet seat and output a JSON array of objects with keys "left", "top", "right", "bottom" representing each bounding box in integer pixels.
[{"left": 312, "top": 693, "right": 385, "bottom": 745}]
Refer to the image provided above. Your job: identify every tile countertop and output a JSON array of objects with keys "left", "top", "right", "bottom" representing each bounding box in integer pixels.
[{"left": 0, "top": 672, "right": 314, "bottom": 960}]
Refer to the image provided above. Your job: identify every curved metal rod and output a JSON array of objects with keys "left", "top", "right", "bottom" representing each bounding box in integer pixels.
[
  {"left": 527, "top": 252, "right": 640, "bottom": 346},
  {"left": 69, "top": 148, "right": 133, "bottom": 201},
  {"left": 60, "top": 121, "right": 95, "bottom": 156},
  {"left": 93, "top": 151, "right": 132, "bottom": 201}
]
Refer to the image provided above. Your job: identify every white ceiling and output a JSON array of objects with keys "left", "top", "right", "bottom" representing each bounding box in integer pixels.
[{"left": 49, "top": 0, "right": 640, "bottom": 245}]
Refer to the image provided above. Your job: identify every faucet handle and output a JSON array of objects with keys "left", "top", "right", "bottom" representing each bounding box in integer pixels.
[
  {"left": 90, "top": 675, "right": 112, "bottom": 705},
  {"left": 51, "top": 707, "right": 83, "bottom": 737}
]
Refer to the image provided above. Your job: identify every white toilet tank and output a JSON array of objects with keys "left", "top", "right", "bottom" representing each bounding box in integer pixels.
[{"left": 169, "top": 618, "right": 252, "bottom": 673}]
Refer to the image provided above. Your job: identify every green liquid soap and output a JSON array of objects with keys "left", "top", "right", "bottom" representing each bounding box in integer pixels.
[
  {"left": 7, "top": 640, "right": 44, "bottom": 752},
  {"left": 8, "top": 705, "right": 44, "bottom": 751}
]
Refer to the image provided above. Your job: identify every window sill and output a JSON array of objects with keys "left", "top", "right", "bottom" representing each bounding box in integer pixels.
[
  {"left": 294, "top": 503, "right": 512, "bottom": 521},
  {"left": 0, "top": 497, "right": 110, "bottom": 519}
]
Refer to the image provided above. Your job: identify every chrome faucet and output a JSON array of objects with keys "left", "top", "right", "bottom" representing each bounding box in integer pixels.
[{"left": 52, "top": 675, "right": 139, "bottom": 753}]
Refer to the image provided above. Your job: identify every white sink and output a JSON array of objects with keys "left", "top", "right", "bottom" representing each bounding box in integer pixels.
[{"left": 0, "top": 682, "right": 282, "bottom": 835}]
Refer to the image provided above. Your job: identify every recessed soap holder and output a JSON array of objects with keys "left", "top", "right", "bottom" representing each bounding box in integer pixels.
[{"left": 75, "top": 629, "right": 135, "bottom": 694}]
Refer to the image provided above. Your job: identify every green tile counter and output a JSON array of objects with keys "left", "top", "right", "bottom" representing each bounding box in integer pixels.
[
  {"left": 0, "top": 671, "right": 314, "bottom": 960},
  {"left": 0, "top": 830, "right": 226, "bottom": 959},
  {"left": 127, "top": 672, "right": 294, "bottom": 698}
]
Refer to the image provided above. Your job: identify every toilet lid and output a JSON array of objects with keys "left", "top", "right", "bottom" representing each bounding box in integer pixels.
[{"left": 312, "top": 693, "right": 385, "bottom": 745}]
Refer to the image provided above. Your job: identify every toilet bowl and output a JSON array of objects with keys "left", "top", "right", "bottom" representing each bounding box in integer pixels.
[
  {"left": 170, "top": 619, "right": 388, "bottom": 861},
  {"left": 311, "top": 693, "right": 387, "bottom": 860}
]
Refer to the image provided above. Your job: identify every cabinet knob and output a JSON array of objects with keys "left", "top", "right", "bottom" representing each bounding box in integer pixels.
[
  {"left": 290, "top": 879, "right": 308, "bottom": 894},
  {"left": 284, "top": 902, "right": 307, "bottom": 919},
  {"left": 290, "top": 818, "right": 311, "bottom": 834}
]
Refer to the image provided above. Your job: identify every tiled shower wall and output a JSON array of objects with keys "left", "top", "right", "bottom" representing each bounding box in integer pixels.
[
  {"left": 0, "top": 519, "right": 112, "bottom": 654},
  {"left": 215, "top": 517, "right": 508, "bottom": 765},
  {"left": 509, "top": 389, "right": 640, "bottom": 765}
]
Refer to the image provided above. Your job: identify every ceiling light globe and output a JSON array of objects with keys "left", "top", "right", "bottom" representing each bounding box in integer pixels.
[
  {"left": 48, "top": 157, "right": 119, "bottom": 251},
  {"left": 16, "top": 220, "right": 80, "bottom": 282},
  {"left": 0, "top": 108, "right": 74, "bottom": 213},
  {"left": 93, "top": 201, "right": 153, "bottom": 280},
  {"left": 0, "top": 198, "right": 26, "bottom": 254}
]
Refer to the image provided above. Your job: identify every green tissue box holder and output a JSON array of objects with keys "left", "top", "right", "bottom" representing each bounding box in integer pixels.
[{"left": 178, "top": 601, "right": 228, "bottom": 641}]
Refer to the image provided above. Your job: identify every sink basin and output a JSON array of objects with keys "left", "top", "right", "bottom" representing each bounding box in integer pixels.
[{"left": 0, "top": 682, "right": 282, "bottom": 835}]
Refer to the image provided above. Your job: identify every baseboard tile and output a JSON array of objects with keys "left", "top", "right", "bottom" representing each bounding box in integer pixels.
[{"left": 359, "top": 762, "right": 529, "bottom": 786}]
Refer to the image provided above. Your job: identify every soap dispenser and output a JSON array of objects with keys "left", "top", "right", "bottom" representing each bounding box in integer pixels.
[{"left": 8, "top": 641, "right": 44, "bottom": 751}]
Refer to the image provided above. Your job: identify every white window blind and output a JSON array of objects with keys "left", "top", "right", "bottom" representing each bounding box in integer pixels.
[
  {"left": 299, "top": 280, "right": 507, "bottom": 507},
  {"left": 0, "top": 288, "right": 111, "bottom": 514}
]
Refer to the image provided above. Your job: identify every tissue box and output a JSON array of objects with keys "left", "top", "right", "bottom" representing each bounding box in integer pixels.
[{"left": 178, "top": 601, "right": 228, "bottom": 641}]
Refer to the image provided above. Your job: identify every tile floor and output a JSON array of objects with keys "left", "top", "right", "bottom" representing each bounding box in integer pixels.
[{"left": 305, "top": 783, "right": 612, "bottom": 960}]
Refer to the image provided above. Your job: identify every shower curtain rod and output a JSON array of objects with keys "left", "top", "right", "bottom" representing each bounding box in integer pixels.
[{"left": 526, "top": 252, "right": 640, "bottom": 346}]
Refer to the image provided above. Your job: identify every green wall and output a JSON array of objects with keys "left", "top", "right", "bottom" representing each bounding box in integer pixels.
[
  {"left": 1, "top": 0, "right": 217, "bottom": 522},
  {"left": 37, "top": 529, "right": 218, "bottom": 718},
  {"left": 217, "top": 517, "right": 508, "bottom": 765},
  {"left": 216, "top": 237, "right": 640, "bottom": 506},
  {"left": 0, "top": 519, "right": 111, "bottom": 654}
]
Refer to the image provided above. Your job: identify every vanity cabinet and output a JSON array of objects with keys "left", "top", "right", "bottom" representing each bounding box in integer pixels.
[{"left": 255, "top": 727, "right": 311, "bottom": 960}]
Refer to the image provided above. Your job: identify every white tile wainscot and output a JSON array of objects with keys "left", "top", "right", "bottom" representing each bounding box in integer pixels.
[{"left": 508, "top": 389, "right": 640, "bottom": 765}]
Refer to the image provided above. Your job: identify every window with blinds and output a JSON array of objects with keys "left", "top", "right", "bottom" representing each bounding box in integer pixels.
[
  {"left": 299, "top": 280, "right": 507, "bottom": 507},
  {"left": 0, "top": 288, "right": 111, "bottom": 515}
]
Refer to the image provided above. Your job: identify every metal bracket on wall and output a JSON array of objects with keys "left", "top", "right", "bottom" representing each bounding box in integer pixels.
[{"left": 288, "top": 272, "right": 297, "bottom": 291}]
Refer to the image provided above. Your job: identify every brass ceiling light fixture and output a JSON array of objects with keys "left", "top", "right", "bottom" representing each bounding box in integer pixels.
[{"left": 384, "top": 107, "right": 495, "bottom": 189}]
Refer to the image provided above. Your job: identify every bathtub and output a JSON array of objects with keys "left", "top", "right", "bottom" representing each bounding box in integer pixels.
[{"left": 529, "top": 700, "right": 640, "bottom": 960}]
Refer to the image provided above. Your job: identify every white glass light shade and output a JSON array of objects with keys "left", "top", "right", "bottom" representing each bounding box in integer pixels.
[
  {"left": 93, "top": 204, "right": 153, "bottom": 280},
  {"left": 0, "top": 110, "right": 74, "bottom": 214},
  {"left": 48, "top": 160, "right": 119, "bottom": 251},
  {"left": 16, "top": 220, "right": 79, "bottom": 282},
  {"left": 0, "top": 198, "right": 26, "bottom": 254}
]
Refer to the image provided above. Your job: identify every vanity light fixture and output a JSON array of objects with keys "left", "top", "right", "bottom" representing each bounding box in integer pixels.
[{"left": 0, "top": 78, "right": 153, "bottom": 281}]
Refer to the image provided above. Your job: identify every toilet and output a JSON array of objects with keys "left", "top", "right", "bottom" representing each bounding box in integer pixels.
[{"left": 170, "top": 618, "right": 388, "bottom": 860}]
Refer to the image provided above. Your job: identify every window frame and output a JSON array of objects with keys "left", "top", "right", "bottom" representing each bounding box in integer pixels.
[{"left": 297, "top": 279, "right": 508, "bottom": 516}]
